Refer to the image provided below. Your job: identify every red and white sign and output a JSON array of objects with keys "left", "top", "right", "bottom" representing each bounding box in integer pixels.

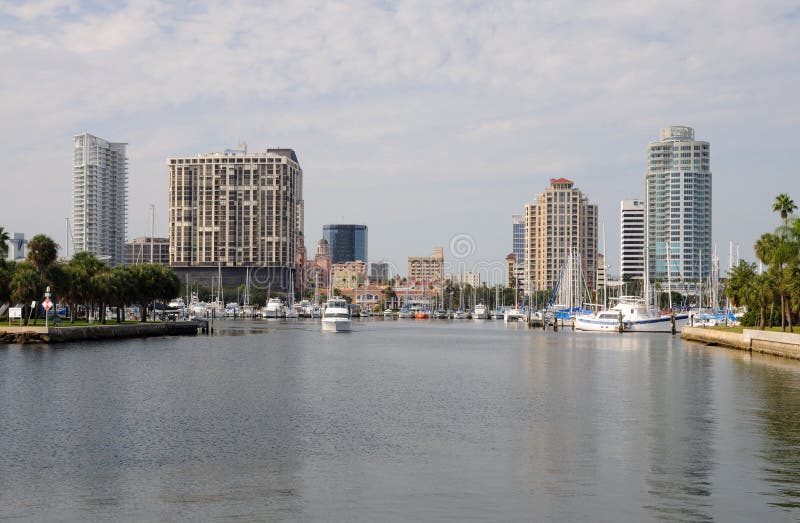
[{"left": 42, "top": 298, "right": 53, "bottom": 311}]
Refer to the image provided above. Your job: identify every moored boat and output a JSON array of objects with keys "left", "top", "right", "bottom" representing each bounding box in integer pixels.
[{"left": 322, "top": 298, "right": 352, "bottom": 332}]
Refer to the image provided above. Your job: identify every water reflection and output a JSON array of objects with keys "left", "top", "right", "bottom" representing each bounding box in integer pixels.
[
  {"left": 739, "top": 355, "right": 800, "bottom": 510},
  {"left": 642, "top": 338, "right": 715, "bottom": 522}
]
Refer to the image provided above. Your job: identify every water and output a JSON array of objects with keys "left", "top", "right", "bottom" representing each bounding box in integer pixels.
[{"left": 1, "top": 319, "right": 799, "bottom": 521}]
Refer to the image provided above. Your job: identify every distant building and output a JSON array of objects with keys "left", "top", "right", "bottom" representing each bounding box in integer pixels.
[
  {"left": 446, "top": 271, "right": 481, "bottom": 287},
  {"left": 4, "top": 233, "right": 25, "bottom": 261},
  {"left": 331, "top": 261, "right": 366, "bottom": 290},
  {"left": 596, "top": 253, "right": 606, "bottom": 291},
  {"left": 323, "top": 224, "right": 368, "bottom": 264},
  {"left": 645, "top": 126, "right": 711, "bottom": 292},
  {"left": 506, "top": 253, "right": 516, "bottom": 287},
  {"left": 72, "top": 133, "right": 128, "bottom": 265},
  {"left": 408, "top": 247, "right": 444, "bottom": 282},
  {"left": 620, "top": 199, "right": 645, "bottom": 280},
  {"left": 124, "top": 237, "right": 169, "bottom": 266},
  {"left": 523, "top": 178, "right": 598, "bottom": 294},
  {"left": 370, "top": 261, "right": 390, "bottom": 282},
  {"left": 512, "top": 214, "right": 526, "bottom": 292},
  {"left": 167, "top": 146, "right": 303, "bottom": 288}
]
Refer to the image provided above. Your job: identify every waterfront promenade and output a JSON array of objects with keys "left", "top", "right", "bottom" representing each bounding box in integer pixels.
[{"left": 681, "top": 326, "right": 800, "bottom": 360}]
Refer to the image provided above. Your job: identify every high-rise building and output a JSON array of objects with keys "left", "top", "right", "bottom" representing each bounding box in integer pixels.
[
  {"left": 72, "top": 133, "right": 128, "bottom": 265},
  {"left": 446, "top": 271, "right": 481, "bottom": 287},
  {"left": 512, "top": 214, "right": 526, "bottom": 292},
  {"left": 323, "top": 224, "right": 368, "bottom": 264},
  {"left": 4, "top": 233, "right": 25, "bottom": 261},
  {"left": 408, "top": 247, "right": 444, "bottom": 282},
  {"left": 168, "top": 146, "right": 303, "bottom": 288},
  {"left": 620, "top": 199, "right": 645, "bottom": 280},
  {"left": 645, "top": 126, "right": 711, "bottom": 292},
  {"left": 523, "top": 178, "right": 598, "bottom": 295},
  {"left": 124, "top": 237, "right": 169, "bottom": 266}
]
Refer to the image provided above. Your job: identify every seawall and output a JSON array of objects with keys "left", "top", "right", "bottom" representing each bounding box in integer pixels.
[
  {"left": 1, "top": 321, "right": 201, "bottom": 344},
  {"left": 681, "top": 326, "right": 800, "bottom": 360}
]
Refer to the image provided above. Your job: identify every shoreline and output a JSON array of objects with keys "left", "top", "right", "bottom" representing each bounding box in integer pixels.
[
  {"left": 0, "top": 321, "right": 203, "bottom": 344},
  {"left": 681, "top": 326, "right": 800, "bottom": 360}
]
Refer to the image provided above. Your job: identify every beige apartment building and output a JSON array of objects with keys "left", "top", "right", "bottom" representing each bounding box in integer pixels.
[
  {"left": 408, "top": 247, "right": 444, "bottom": 283},
  {"left": 523, "top": 178, "right": 598, "bottom": 295},
  {"left": 168, "top": 146, "right": 303, "bottom": 289}
]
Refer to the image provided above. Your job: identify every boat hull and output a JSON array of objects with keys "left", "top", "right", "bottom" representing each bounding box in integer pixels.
[{"left": 322, "top": 319, "right": 352, "bottom": 332}]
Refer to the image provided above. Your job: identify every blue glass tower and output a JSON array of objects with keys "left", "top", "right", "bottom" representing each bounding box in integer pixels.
[{"left": 323, "top": 224, "right": 368, "bottom": 264}]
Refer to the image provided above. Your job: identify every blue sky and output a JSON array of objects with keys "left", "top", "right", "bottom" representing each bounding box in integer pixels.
[{"left": 1, "top": 0, "right": 799, "bottom": 281}]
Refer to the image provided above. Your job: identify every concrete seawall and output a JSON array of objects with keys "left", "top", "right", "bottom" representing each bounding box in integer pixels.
[
  {"left": 681, "top": 327, "right": 800, "bottom": 360},
  {"left": 1, "top": 321, "right": 201, "bottom": 344}
]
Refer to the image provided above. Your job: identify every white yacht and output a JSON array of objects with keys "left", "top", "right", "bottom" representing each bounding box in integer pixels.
[
  {"left": 473, "top": 303, "right": 488, "bottom": 319},
  {"left": 262, "top": 298, "right": 285, "bottom": 319},
  {"left": 575, "top": 296, "right": 691, "bottom": 333},
  {"left": 503, "top": 307, "right": 525, "bottom": 323},
  {"left": 322, "top": 298, "right": 352, "bottom": 332},
  {"left": 383, "top": 308, "right": 394, "bottom": 318}
]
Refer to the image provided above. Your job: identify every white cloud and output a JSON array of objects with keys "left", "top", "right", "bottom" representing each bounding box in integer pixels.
[{"left": 0, "top": 0, "right": 798, "bottom": 275}]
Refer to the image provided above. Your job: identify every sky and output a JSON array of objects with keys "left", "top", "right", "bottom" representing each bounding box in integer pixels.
[{"left": 1, "top": 0, "right": 799, "bottom": 283}]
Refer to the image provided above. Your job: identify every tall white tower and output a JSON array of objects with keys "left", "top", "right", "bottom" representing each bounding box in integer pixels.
[
  {"left": 645, "top": 126, "right": 711, "bottom": 292},
  {"left": 72, "top": 133, "right": 128, "bottom": 265},
  {"left": 620, "top": 199, "right": 645, "bottom": 280}
]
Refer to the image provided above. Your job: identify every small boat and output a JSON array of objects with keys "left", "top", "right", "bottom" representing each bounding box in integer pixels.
[
  {"left": 472, "top": 303, "right": 488, "bottom": 319},
  {"left": 435, "top": 309, "right": 449, "bottom": 319},
  {"left": 453, "top": 310, "right": 467, "bottom": 320},
  {"left": 491, "top": 307, "right": 504, "bottom": 320},
  {"left": 383, "top": 308, "right": 394, "bottom": 318},
  {"left": 285, "top": 307, "right": 300, "bottom": 319},
  {"left": 262, "top": 298, "right": 285, "bottom": 319},
  {"left": 397, "top": 307, "right": 414, "bottom": 319},
  {"left": 504, "top": 307, "right": 524, "bottom": 323},
  {"left": 322, "top": 298, "right": 352, "bottom": 332}
]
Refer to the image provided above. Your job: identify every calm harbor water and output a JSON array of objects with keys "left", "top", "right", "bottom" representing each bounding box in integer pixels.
[{"left": 1, "top": 319, "right": 800, "bottom": 521}]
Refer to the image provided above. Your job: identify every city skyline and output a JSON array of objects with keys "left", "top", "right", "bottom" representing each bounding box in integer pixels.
[{"left": 2, "top": 2, "right": 799, "bottom": 278}]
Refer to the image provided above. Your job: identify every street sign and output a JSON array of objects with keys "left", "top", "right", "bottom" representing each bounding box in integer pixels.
[{"left": 42, "top": 298, "right": 53, "bottom": 311}]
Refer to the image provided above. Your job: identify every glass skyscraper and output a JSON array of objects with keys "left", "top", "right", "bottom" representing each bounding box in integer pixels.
[
  {"left": 645, "top": 126, "right": 711, "bottom": 292},
  {"left": 323, "top": 224, "right": 368, "bottom": 264}
]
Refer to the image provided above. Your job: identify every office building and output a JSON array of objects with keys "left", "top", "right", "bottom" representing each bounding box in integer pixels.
[
  {"left": 523, "top": 178, "right": 598, "bottom": 294},
  {"left": 72, "top": 133, "right": 128, "bottom": 265},
  {"left": 124, "top": 237, "right": 169, "bottom": 266},
  {"left": 620, "top": 199, "right": 645, "bottom": 280},
  {"left": 408, "top": 247, "right": 444, "bottom": 282},
  {"left": 645, "top": 126, "right": 711, "bottom": 292},
  {"left": 168, "top": 146, "right": 304, "bottom": 288},
  {"left": 323, "top": 224, "right": 368, "bottom": 264}
]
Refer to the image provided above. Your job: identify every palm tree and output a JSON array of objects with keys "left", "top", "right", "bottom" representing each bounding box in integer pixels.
[
  {"left": 10, "top": 263, "right": 42, "bottom": 325},
  {"left": 755, "top": 232, "right": 797, "bottom": 331},
  {"left": 26, "top": 234, "right": 59, "bottom": 279},
  {"left": 773, "top": 193, "right": 797, "bottom": 231},
  {"left": 0, "top": 226, "right": 10, "bottom": 259}
]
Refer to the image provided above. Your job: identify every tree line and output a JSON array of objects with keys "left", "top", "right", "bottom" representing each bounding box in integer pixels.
[
  {"left": 726, "top": 194, "right": 800, "bottom": 331},
  {"left": 0, "top": 231, "right": 180, "bottom": 325}
]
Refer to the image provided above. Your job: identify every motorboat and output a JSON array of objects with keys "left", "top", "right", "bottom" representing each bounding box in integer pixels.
[
  {"left": 504, "top": 307, "right": 525, "bottom": 323},
  {"left": 453, "top": 310, "right": 467, "bottom": 320},
  {"left": 383, "top": 308, "right": 394, "bottom": 318},
  {"left": 434, "top": 309, "right": 449, "bottom": 319},
  {"left": 262, "top": 298, "right": 285, "bottom": 319},
  {"left": 397, "top": 307, "right": 414, "bottom": 319},
  {"left": 322, "top": 298, "right": 352, "bottom": 332},
  {"left": 575, "top": 296, "right": 691, "bottom": 333},
  {"left": 473, "top": 303, "right": 488, "bottom": 319},
  {"left": 491, "top": 307, "right": 505, "bottom": 320},
  {"left": 285, "top": 307, "right": 300, "bottom": 319}
]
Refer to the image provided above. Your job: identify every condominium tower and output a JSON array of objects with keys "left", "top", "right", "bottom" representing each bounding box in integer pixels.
[
  {"left": 72, "top": 133, "right": 128, "bottom": 265},
  {"left": 523, "top": 178, "right": 598, "bottom": 294},
  {"left": 620, "top": 199, "right": 645, "bottom": 280},
  {"left": 645, "top": 126, "right": 711, "bottom": 291},
  {"left": 168, "top": 146, "right": 304, "bottom": 288},
  {"left": 512, "top": 214, "right": 526, "bottom": 291}
]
